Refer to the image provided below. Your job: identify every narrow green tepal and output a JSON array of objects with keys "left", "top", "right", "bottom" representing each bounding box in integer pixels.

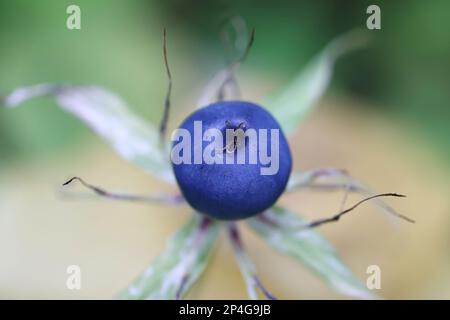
[
  {"left": 247, "top": 207, "right": 376, "bottom": 299},
  {"left": 1, "top": 84, "right": 175, "bottom": 184},
  {"left": 116, "top": 214, "right": 221, "bottom": 300},
  {"left": 265, "top": 30, "right": 368, "bottom": 135}
]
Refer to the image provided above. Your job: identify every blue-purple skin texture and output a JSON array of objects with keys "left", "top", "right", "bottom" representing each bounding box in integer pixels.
[{"left": 172, "top": 101, "right": 292, "bottom": 220}]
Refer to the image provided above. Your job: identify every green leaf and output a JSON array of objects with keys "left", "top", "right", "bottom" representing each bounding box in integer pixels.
[
  {"left": 247, "top": 207, "right": 375, "bottom": 299},
  {"left": 265, "top": 30, "right": 368, "bottom": 135},
  {"left": 286, "top": 168, "right": 413, "bottom": 222},
  {"left": 227, "top": 223, "right": 275, "bottom": 300},
  {"left": 1, "top": 84, "right": 174, "bottom": 183},
  {"left": 117, "top": 214, "right": 221, "bottom": 300},
  {"left": 230, "top": 231, "right": 260, "bottom": 300}
]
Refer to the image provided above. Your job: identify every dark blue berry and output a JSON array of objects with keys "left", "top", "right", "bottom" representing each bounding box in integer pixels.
[{"left": 171, "top": 101, "right": 292, "bottom": 220}]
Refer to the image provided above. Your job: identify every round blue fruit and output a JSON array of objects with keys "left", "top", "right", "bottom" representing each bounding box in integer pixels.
[{"left": 171, "top": 101, "right": 292, "bottom": 220}]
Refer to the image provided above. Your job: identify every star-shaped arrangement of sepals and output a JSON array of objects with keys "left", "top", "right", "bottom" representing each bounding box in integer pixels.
[{"left": 1, "top": 29, "right": 410, "bottom": 300}]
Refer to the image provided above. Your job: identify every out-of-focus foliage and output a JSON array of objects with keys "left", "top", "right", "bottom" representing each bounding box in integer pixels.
[
  {"left": 164, "top": 0, "right": 450, "bottom": 165},
  {"left": 1, "top": 0, "right": 449, "bottom": 165},
  {"left": 117, "top": 214, "right": 221, "bottom": 300},
  {"left": 248, "top": 207, "right": 375, "bottom": 299},
  {"left": 0, "top": 0, "right": 184, "bottom": 161},
  {"left": 1, "top": 0, "right": 449, "bottom": 299}
]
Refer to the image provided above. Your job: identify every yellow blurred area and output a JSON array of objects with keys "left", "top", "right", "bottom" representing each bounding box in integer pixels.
[{"left": 1, "top": 97, "right": 448, "bottom": 299}]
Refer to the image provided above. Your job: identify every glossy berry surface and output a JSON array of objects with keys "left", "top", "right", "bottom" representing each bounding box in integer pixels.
[{"left": 171, "top": 101, "right": 292, "bottom": 220}]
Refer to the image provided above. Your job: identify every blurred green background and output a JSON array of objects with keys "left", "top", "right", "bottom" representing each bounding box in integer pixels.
[{"left": 1, "top": 0, "right": 449, "bottom": 299}]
